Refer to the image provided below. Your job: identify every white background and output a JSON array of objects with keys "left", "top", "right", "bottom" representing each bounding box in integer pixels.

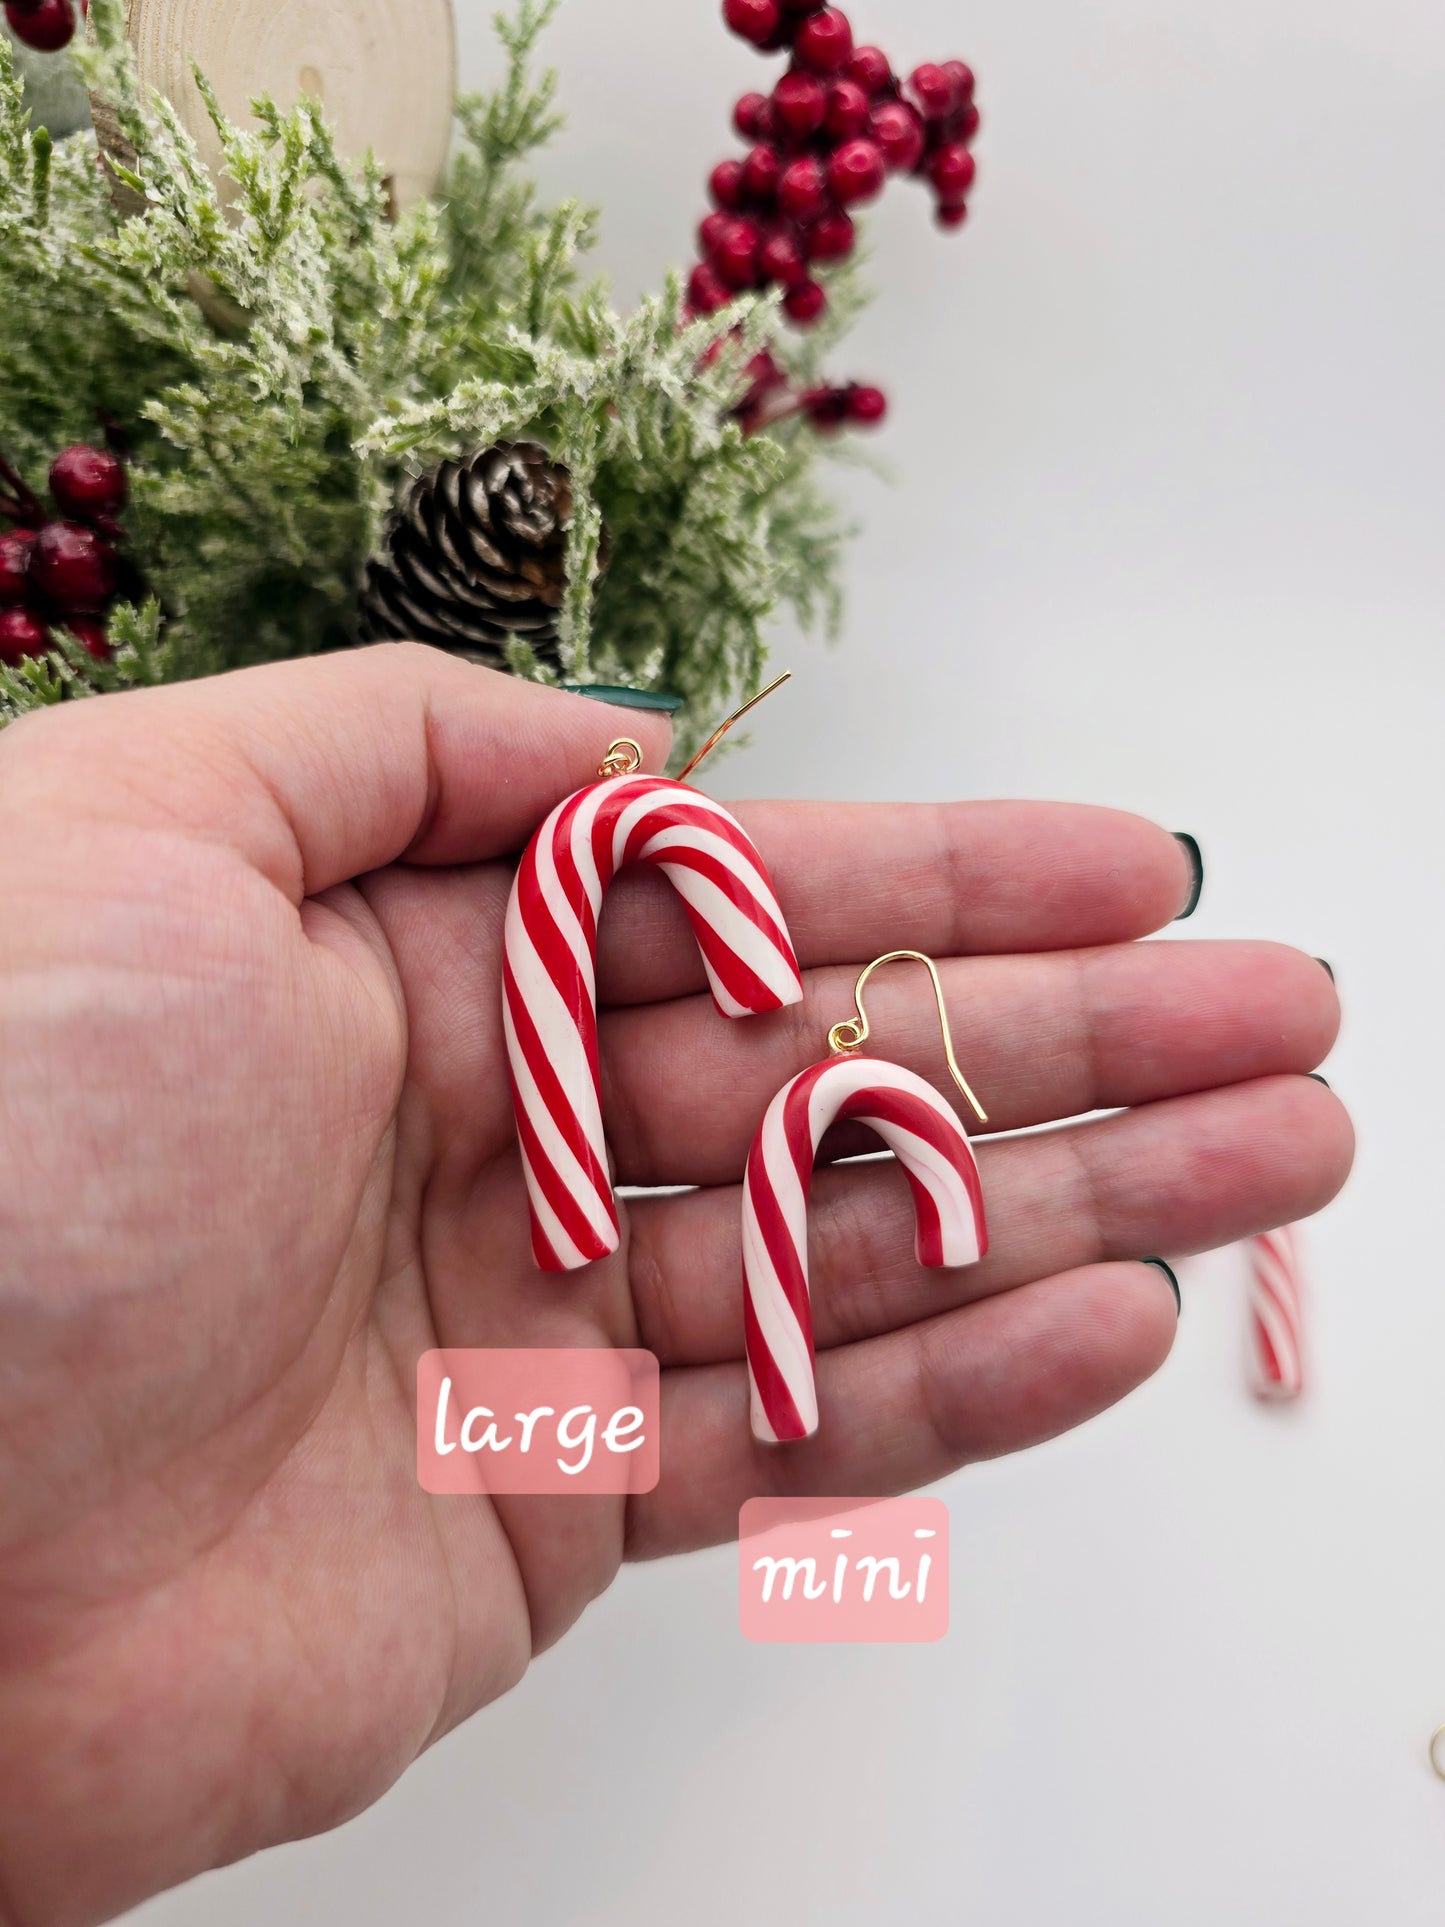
[{"left": 132, "top": 0, "right": 1445, "bottom": 1921}]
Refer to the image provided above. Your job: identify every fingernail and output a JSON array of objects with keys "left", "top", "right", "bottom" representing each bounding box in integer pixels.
[
  {"left": 1140, "top": 1257, "right": 1181, "bottom": 1315},
  {"left": 1307, "top": 1072, "right": 1330, "bottom": 1088},
  {"left": 562, "top": 682, "right": 683, "bottom": 714},
  {"left": 1172, "top": 834, "right": 1204, "bottom": 920},
  {"left": 1315, "top": 958, "right": 1335, "bottom": 983}
]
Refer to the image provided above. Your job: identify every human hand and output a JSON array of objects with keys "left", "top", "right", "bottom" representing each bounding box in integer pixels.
[{"left": 0, "top": 646, "right": 1351, "bottom": 1925}]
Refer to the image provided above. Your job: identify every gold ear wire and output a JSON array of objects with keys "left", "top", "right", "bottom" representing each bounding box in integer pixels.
[
  {"left": 675, "top": 671, "right": 793, "bottom": 783},
  {"left": 597, "top": 672, "right": 793, "bottom": 783},
  {"left": 828, "top": 949, "right": 989, "bottom": 1125}
]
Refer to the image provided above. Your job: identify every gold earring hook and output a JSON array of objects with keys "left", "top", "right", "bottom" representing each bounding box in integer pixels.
[
  {"left": 828, "top": 949, "right": 989, "bottom": 1125},
  {"left": 675, "top": 671, "right": 793, "bottom": 784},
  {"left": 598, "top": 673, "right": 792, "bottom": 783}
]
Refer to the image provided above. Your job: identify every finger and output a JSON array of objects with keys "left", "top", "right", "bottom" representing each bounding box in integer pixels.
[
  {"left": 349, "top": 801, "right": 1197, "bottom": 1163},
  {"left": 349, "top": 829, "right": 1202, "bottom": 1175},
  {"left": 594, "top": 800, "right": 1198, "bottom": 1005},
  {"left": 0, "top": 645, "right": 671, "bottom": 901},
  {"left": 627, "top": 1073, "right": 1353, "bottom": 1366},
  {"left": 603, "top": 940, "right": 1339, "bottom": 1186},
  {"left": 627, "top": 1260, "right": 1178, "bottom": 1559}
]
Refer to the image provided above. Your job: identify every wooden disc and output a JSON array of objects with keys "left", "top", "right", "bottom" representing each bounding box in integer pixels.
[{"left": 116, "top": 0, "right": 455, "bottom": 209}]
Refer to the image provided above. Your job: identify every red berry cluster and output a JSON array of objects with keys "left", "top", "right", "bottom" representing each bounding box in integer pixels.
[
  {"left": 3, "top": 0, "right": 83, "bottom": 54},
  {"left": 0, "top": 445, "right": 127, "bottom": 667},
  {"left": 689, "top": 0, "right": 980, "bottom": 333}
]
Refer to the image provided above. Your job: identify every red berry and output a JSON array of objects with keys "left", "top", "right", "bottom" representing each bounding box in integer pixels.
[
  {"left": 783, "top": 279, "right": 827, "bottom": 325},
  {"left": 64, "top": 617, "right": 112, "bottom": 661},
  {"left": 828, "top": 136, "right": 885, "bottom": 206},
  {"left": 908, "top": 62, "right": 955, "bottom": 121},
  {"left": 30, "top": 521, "right": 117, "bottom": 613},
  {"left": 793, "top": 6, "right": 851, "bottom": 74},
  {"left": 5, "top": 0, "right": 74, "bottom": 51},
  {"left": 49, "top": 443, "right": 128, "bottom": 521},
  {"left": 741, "top": 142, "right": 782, "bottom": 207},
  {"left": 757, "top": 227, "right": 808, "bottom": 286},
  {"left": 0, "top": 606, "right": 47, "bottom": 665},
  {"left": 935, "top": 201, "right": 969, "bottom": 230},
  {"left": 848, "top": 45, "right": 892, "bottom": 96},
  {"left": 803, "top": 208, "right": 855, "bottom": 261},
  {"left": 928, "top": 142, "right": 976, "bottom": 199},
  {"left": 942, "top": 60, "right": 975, "bottom": 100},
  {"left": 713, "top": 217, "right": 761, "bottom": 289},
  {"left": 777, "top": 153, "right": 828, "bottom": 222},
  {"left": 773, "top": 70, "right": 827, "bottom": 137},
  {"left": 709, "top": 159, "right": 746, "bottom": 211},
  {"left": 688, "top": 261, "right": 729, "bottom": 313},
  {"left": 733, "top": 91, "right": 773, "bottom": 140},
  {"left": 957, "top": 102, "right": 981, "bottom": 142},
  {"left": 870, "top": 100, "right": 925, "bottom": 173},
  {"left": 846, "top": 384, "right": 887, "bottom": 425},
  {"left": 823, "top": 78, "right": 870, "bottom": 140},
  {"left": 722, "top": 0, "right": 781, "bottom": 47},
  {"left": 699, "top": 210, "right": 735, "bottom": 255},
  {"left": 0, "top": 529, "right": 36, "bottom": 605},
  {"left": 777, "top": 0, "right": 823, "bottom": 11}
]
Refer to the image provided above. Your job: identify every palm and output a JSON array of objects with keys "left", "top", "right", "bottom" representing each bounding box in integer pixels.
[{"left": 0, "top": 647, "right": 1350, "bottom": 1927}]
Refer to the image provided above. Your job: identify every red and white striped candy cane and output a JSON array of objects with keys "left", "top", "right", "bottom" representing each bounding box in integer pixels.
[
  {"left": 504, "top": 772, "right": 803, "bottom": 1272},
  {"left": 744, "top": 1055, "right": 988, "bottom": 1443},
  {"left": 1247, "top": 1224, "right": 1307, "bottom": 1401}
]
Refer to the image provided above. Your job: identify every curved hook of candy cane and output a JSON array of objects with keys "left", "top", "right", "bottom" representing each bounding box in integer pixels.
[
  {"left": 504, "top": 774, "right": 804, "bottom": 1272},
  {"left": 744, "top": 1055, "right": 989, "bottom": 1443}
]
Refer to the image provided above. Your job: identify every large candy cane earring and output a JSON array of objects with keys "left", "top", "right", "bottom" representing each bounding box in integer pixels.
[
  {"left": 744, "top": 950, "right": 990, "bottom": 1443},
  {"left": 504, "top": 676, "right": 804, "bottom": 1273}
]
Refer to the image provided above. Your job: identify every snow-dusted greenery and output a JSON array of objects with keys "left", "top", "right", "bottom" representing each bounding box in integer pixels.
[{"left": 0, "top": 0, "right": 849, "bottom": 748}]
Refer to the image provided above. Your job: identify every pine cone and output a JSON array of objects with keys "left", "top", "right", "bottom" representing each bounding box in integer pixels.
[{"left": 359, "top": 441, "right": 597, "bottom": 671}]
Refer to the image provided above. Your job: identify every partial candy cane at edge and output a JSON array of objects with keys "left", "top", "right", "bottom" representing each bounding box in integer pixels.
[{"left": 1248, "top": 1224, "right": 1307, "bottom": 1401}]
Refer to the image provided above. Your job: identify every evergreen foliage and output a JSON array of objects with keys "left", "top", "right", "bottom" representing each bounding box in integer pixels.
[{"left": 0, "top": 0, "right": 851, "bottom": 750}]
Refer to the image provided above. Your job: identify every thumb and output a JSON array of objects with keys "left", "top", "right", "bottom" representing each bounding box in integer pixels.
[{"left": 0, "top": 644, "right": 675, "bottom": 900}]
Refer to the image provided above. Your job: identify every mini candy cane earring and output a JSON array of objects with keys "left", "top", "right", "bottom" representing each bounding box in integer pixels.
[
  {"left": 744, "top": 950, "right": 989, "bottom": 1443},
  {"left": 504, "top": 675, "right": 804, "bottom": 1272}
]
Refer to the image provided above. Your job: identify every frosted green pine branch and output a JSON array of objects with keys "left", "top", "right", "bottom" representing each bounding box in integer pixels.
[{"left": 0, "top": 0, "right": 853, "bottom": 755}]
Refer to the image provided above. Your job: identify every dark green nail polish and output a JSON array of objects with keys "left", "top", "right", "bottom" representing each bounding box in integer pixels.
[
  {"left": 562, "top": 682, "right": 683, "bottom": 714},
  {"left": 1307, "top": 1072, "right": 1330, "bottom": 1088},
  {"left": 1315, "top": 958, "right": 1335, "bottom": 983},
  {"left": 1172, "top": 834, "right": 1204, "bottom": 920},
  {"left": 1141, "top": 1257, "right": 1181, "bottom": 1314}
]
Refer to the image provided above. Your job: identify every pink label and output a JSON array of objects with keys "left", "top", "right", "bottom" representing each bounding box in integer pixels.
[
  {"left": 739, "top": 1497, "right": 949, "bottom": 1643},
  {"left": 417, "top": 1350, "right": 660, "bottom": 1496}
]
